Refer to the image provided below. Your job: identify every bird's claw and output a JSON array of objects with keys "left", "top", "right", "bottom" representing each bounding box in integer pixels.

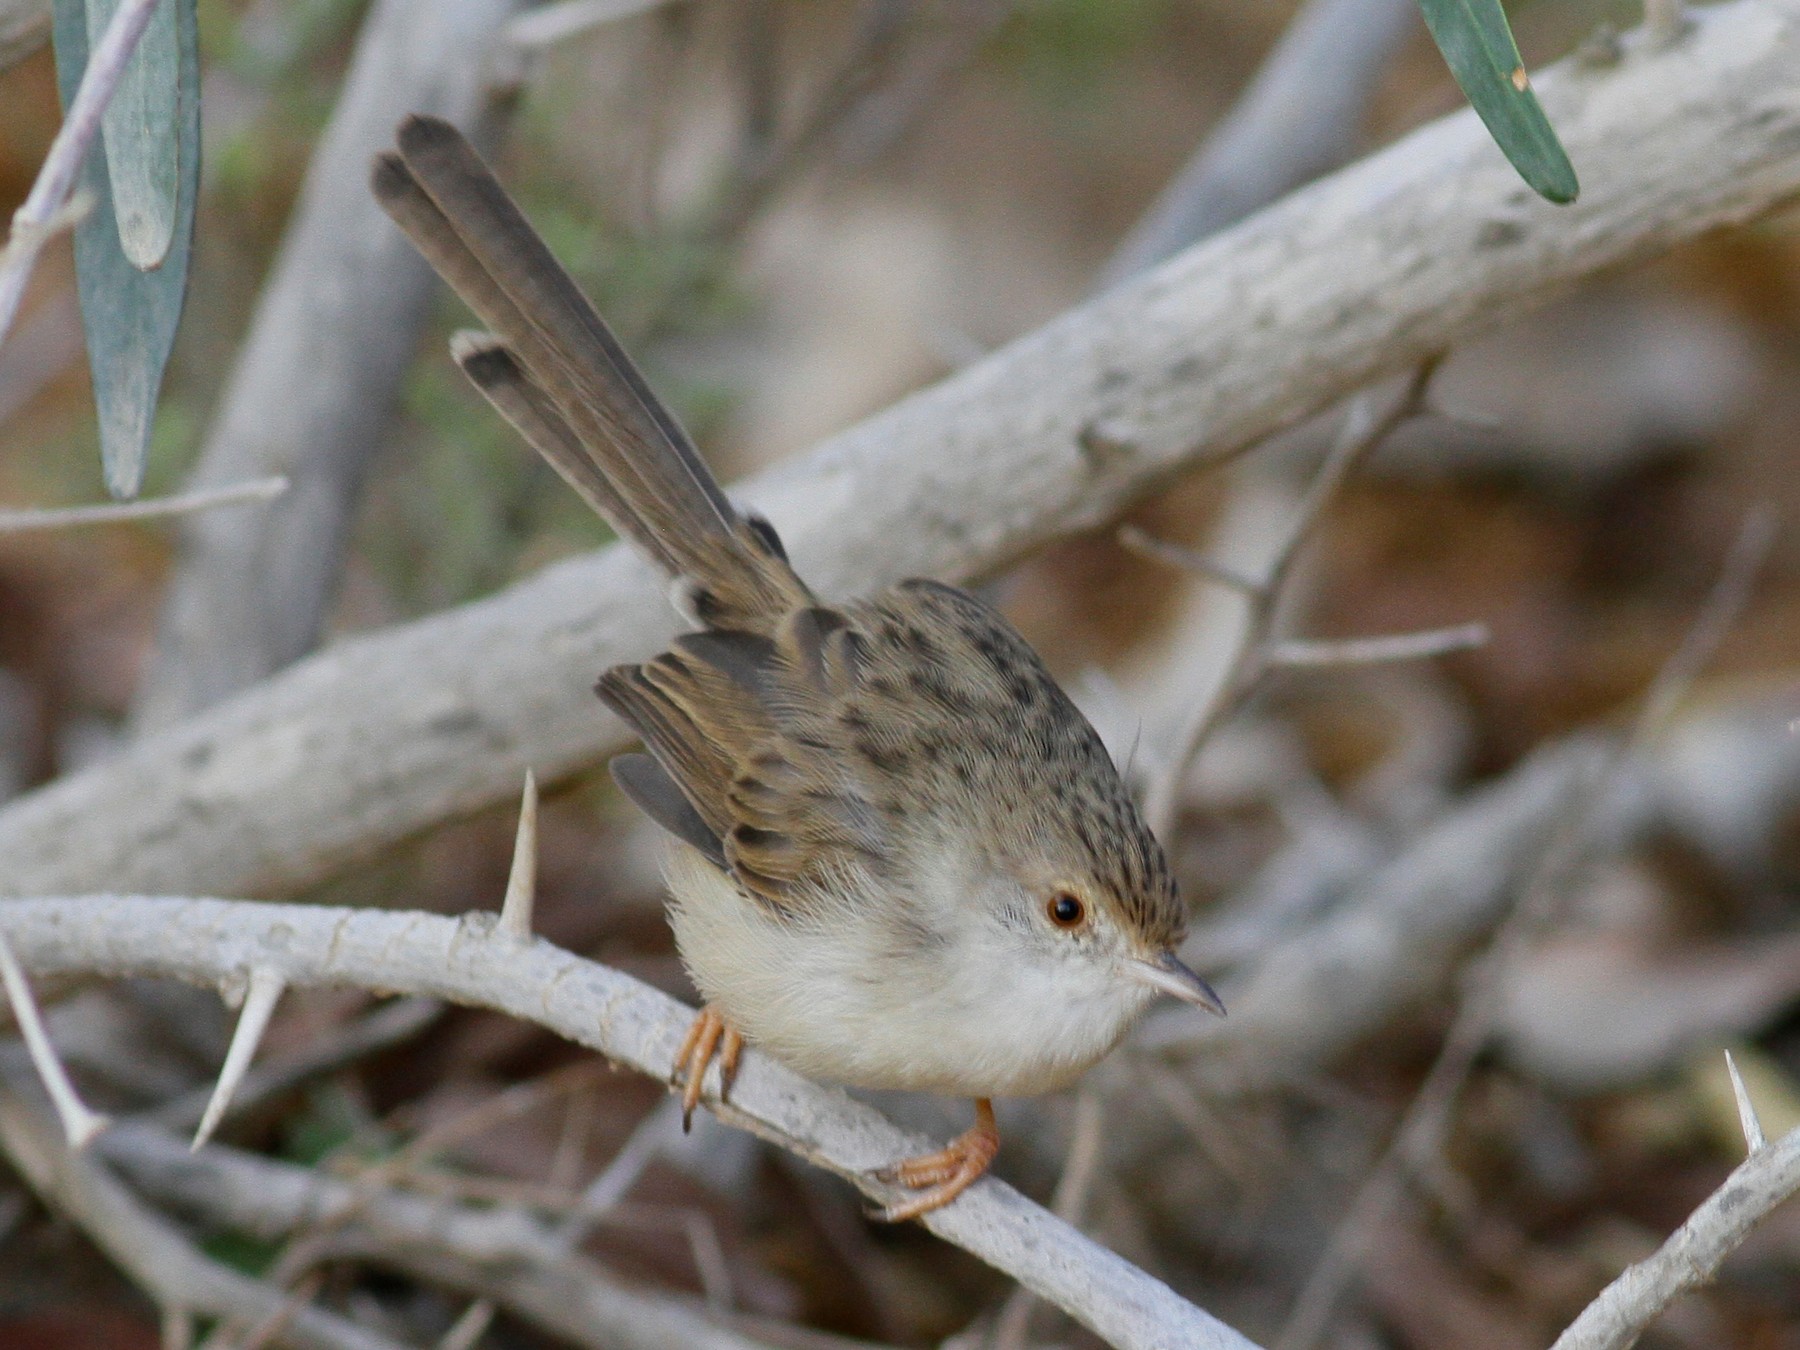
[
  {"left": 670, "top": 1005, "right": 742, "bottom": 1131},
  {"left": 869, "top": 1099, "right": 999, "bottom": 1223}
]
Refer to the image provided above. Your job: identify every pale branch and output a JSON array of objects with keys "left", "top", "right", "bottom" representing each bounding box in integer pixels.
[
  {"left": 100, "top": 1125, "right": 828, "bottom": 1350},
  {"left": 0, "top": 897, "right": 1266, "bottom": 1350},
  {"left": 1549, "top": 1125, "right": 1800, "bottom": 1350},
  {"left": 1117, "top": 526, "right": 1260, "bottom": 594},
  {"left": 436, "top": 1300, "right": 495, "bottom": 1350},
  {"left": 1, "top": 1, "right": 1798, "bottom": 901},
  {"left": 1264, "top": 623, "right": 1489, "bottom": 669},
  {"left": 0, "top": 1078, "right": 409, "bottom": 1350},
  {"left": 130, "top": 0, "right": 527, "bottom": 733},
  {"left": 0, "top": 0, "right": 162, "bottom": 347},
  {"left": 382, "top": 1246, "right": 858, "bottom": 1350},
  {"left": 0, "top": 477, "right": 289, "bottom": 533}
]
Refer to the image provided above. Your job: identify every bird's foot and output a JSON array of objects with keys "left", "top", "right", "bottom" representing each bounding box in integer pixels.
[
  {"left": 871, "top": 1098, "right": 999, "bottom": 1222},
  {"left": 670, "top": 1004, "right": 742, "bottom": 1132}
]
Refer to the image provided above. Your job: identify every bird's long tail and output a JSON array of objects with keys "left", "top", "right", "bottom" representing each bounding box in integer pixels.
[{"left": 372, "top": 114, "right": 809, "bottom": 632}]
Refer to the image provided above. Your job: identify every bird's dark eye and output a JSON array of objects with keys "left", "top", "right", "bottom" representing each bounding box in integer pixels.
[{"left": 1047, "top": 892, "right": 1086, "bottom": 929}]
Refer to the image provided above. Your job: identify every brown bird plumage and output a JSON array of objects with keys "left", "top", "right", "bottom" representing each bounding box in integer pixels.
[{"left": 373, "top": 115, "right": 1221, "bottom": 1222}]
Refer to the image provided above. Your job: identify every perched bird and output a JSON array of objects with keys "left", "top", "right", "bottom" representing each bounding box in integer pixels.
[{"left": 373, "top": 116, "right": 1223, "bottom": 1221}]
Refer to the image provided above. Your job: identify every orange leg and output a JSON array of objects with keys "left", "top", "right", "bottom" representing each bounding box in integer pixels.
[
  {"left": 671, "top": 1005, "right": 744, "bottom": 1132},
  {"left": 872, "top": 1098, "right": 999, "bottom": 1223}
]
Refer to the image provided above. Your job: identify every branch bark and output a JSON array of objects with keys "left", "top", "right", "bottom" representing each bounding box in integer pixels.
[
  {"left": 0, "top": 896, "right": 1264, "bottom": 1350},
  {"left": 0, "top": 2, "right": 1797, "bottom": 900},
  {"left": 1549, "top": 1125, "right": 1800, "bottom": 1350}
]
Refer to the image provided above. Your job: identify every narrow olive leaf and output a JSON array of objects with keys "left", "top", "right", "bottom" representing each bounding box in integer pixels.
[
  {"left": 50, "top": 0, "right": 197, "bottom": 499},
  {"left": 85, "top": 0, "right": 179, "bottom": 269},
  {"left": 1418, "top": 0, "right": 1579, "bottom": 204}
]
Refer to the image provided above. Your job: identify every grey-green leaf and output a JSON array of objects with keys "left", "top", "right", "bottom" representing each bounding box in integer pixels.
[
  {"left": 1419, "top": 0, "right": 1579, "bottom": 204},
  {"left": 51, "top": 0, "right": 198, "bottom": 499},
  {"left": 85, "top": 0, "right": 180, "bottom": 269}
]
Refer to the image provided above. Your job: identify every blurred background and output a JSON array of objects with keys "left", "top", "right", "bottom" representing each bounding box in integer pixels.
[{"left": 1, "top": 1, "right": 1799, "bottom": 1347}]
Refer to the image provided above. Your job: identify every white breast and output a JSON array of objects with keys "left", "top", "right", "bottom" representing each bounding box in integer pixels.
[{"left": 662, "top": 843, "right": 1155, "bottom": 1098}]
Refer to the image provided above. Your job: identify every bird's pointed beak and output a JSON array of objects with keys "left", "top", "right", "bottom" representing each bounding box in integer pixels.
[{"left": 1127, "top": 950, "right": 1226, "bottom": 1016}]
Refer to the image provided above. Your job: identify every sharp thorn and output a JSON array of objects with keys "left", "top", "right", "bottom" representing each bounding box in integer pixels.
[
  {"left": 192, "top": 965, "right": 286, "bottom": 1150},
  {"left": 499, "top": 769, "right": 539, "bottom": 943},
  {"left": 1725, "top": 1049, "right": 1768, "bottom": 1155}
]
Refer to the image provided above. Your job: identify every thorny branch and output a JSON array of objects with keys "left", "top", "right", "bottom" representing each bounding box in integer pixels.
[
  {"left": 8, "top": 858, "right": 1798, "bottom": 1350},
  {"left": 0, "top": 896, "right": 1265, "bottom": 1350},
  {"left": 1550, "top": 1123, "right": 1800, "bottom": 1350},
  {"left": 3, "top": 5, "right": 1800, "bottom": 1346}
]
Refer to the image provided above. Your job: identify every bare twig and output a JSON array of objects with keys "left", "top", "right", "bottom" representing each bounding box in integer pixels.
[
  {"left": 2, "top": 1, "right": 1798, "bottom": 901},
  {"left": 831, "top": 0, "right": 1014, "bottom": 169},
  {"left": 433, "top": 1301, "right": 494, "bottom": 1350},
  {"left": 1549, "top": 1125, "right": 1800, "bottom": 1350},
  {"left": 1265, "top": 623, "right": 1489, "bottom": 669},
  {"left": 1117, "top": 526, "right": 1260, "bottom": 594},
  {"left": 0, "top": 477, "right": 289, "bottom": 534},
  {"left": 0, "top": 1078, "right": 408, "bottom": 1350},
  {"left": 0, "top": 0, "right": 163, "bottom": 347},
  {"left": 620, "top": 0, "right": 925, "bottom": 345},
  {"left": 1276, "top": 509, "right": 1779, "bottom": 1350},
  {"left": 0, "top": 932, "right": 108, "bottom": 1148},
  {"left": 0, "top": 897, "right": 1265, "bottom": 1350},
  {"left": 242, "top": 1063, "right": 607, "bottom": 1317},
  {"left": 1141, "top": 364, "right": 1438, "bottom": 839}
]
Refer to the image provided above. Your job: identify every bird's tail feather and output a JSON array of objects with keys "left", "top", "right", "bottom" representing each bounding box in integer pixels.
[{"left": 372, "top": 114, "right": 808, "bottom": 631}]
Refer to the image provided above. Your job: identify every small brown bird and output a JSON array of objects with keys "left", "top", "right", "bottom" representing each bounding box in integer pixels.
[{"left": 373, "top": 116, "right": 1223, "bottom": 1222}]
